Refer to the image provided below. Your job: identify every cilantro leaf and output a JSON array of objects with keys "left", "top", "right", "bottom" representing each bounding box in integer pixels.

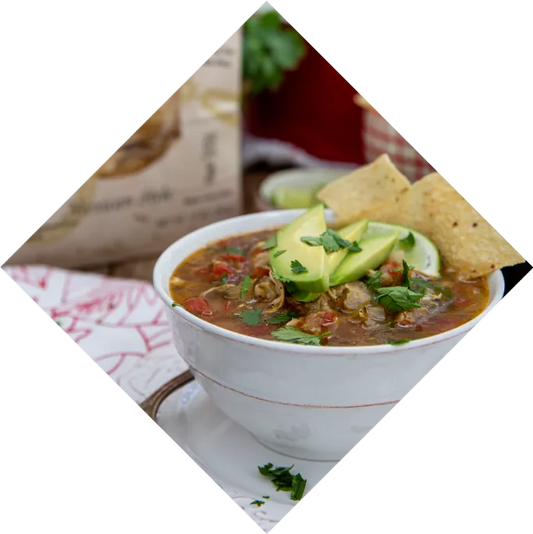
[
  {"left": 411, "top": 278, "right": 454, "bottom": 299},
  {"left": 387, "top": 338, "right": 410, "bottom": 345},
  {"left": 265, "top": 311, "right": 298, "bottom": 324},
  {"left": 250, "top": 500, "right": 265, "bottom": 507},
  {"left": 291, "top": 473, "right": 307, "bottom": 501},
  {"left": 258, "top": 463, "right": 307, "bottom": 501},
  {"left": 290, "top": 260, "right": 308, "bottom": 274},
  {"left": 172, "top": 302, "right": 185, "bottom": 309},
  {"left": 272, "top": 272, "right": 299, "bottom": 294},
  {"left": 366, "top": 270, "right": 382, "bottom": 291},
  {"left": 348, "top": 241, "right": 362, "bottom": 253},
  {"left": 300, "top": 236, "right": 322, "bottom": 247},
  {"left": 271, "top": 326, "right": 329, "bottom": 345},
  {"left": 375, "top": 286, "right": 423, "bottom": 312},
  {"left": 240, "top": 275, "right": 251, "bottom": 299},
  {"left": 262, "top": 495, "right": 270, "bottom": 499},
  {"left": 301, "top": 229, "right": 351, "bottom": 253},
  {"left": 400, "top": 260, "right": 411, "bottom": 289},
  {"left": 273, "top": 249, "right": 286, "bottom": 258},
  {"left": 226, "top": 246, "right": 246, "bottom": 255},
  {"left": 400, "top": 232, "right": 416, "bottom": 248},
  {"left": 235, "top": 309, "right": 262, "bottom": 326},
  {"left": 219, "top": 273, "right": 228, "bottom": 284},
  {"left": 262, "top": 235, "right": 277, "bottom": 250}
]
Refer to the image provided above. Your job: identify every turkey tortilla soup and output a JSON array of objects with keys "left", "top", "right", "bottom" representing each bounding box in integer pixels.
[{"left": 169, "top": 226, "right": 490, "bottom": 347}]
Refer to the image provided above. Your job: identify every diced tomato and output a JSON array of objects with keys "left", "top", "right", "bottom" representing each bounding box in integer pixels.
[
  {"left": 220, "top": 253, "right": 247, "bottom": 263},
  {"left": 184, "top": 297, "right": 213, "bottom": 316},
  {"left": 252, "top": 266, "right": 270, "bottom": 278},
  {"left": 319, "top": 311, "right": 337, "bottom": 326},
  {"left": 211, "top": 262, "right": 233, "bottom": 280}
]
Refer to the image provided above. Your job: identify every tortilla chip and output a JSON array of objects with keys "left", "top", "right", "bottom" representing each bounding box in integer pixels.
[
  {"left": 411, "top": 173, "right": 525, "bottom": 279},
  {"left": 317, "top": 154, "right": 413, "bottom": 226}
]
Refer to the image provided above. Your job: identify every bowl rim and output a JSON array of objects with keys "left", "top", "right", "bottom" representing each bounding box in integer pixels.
[{"left": 153, "top": 210, "right": 505, "bottom": 357}]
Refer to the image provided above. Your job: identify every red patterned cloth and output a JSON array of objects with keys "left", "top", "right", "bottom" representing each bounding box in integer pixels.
[{"left": 4, "top": 265, "right": 187, "bottom": 401}]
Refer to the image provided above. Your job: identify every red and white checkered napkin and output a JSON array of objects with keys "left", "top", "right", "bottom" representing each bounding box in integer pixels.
[
  {"left": 3, "top": 265, "right": 187, "bottom": 402},
  {"left": 362, "top": 110, "right": 435, "bottom": 182}
]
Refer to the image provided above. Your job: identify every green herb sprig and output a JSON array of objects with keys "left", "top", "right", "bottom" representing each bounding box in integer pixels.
[
  {"left": 271, "top": 326, "right": 329, "bottom": 345},
  {"left": 258, "top": 463, "right": 307, "bottom": 501},
  {"left": 290, "top": 260, "right": 308, "bottom": 274},
  {"left": 234, "top": 309, "right": 262, "bottom": 326},
  {"left": 265, "top": 311, "right": 298, "bottom": 324}
]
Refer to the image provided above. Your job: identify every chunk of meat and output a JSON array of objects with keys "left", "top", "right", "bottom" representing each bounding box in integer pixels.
[
  {"left": 254, "top": 276, "right": 279, "bottom": 301},
  {"left": 287, "top": 311, "right": 337, "bottom": 336},
  {"left": 252, "top": 251, "right": 270, "bottom": 268},
  {"left": 395, "top": 307, "right": 428, "bottom": 327},
  {"left": 342, "top": 282, "right": 372, "bottom": 310},
  {"left": 287, "top": 294, "right": 332, "bottom": 315},
  {"left": 253, "top": 270, "right": 285, "bottom": 313}
]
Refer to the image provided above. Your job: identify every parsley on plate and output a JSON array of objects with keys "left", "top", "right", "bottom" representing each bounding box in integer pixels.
[{"left": 258, "top": 463, "right": 307, "bottom": 501}]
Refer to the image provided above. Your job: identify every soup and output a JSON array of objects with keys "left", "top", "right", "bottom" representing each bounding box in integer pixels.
[{"left": 169, "top": 227, "right": 490, "bottom": 347}]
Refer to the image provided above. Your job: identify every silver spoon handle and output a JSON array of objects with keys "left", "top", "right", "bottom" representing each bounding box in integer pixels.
[{"left": 137, "top": 370, "right": 194, "bottom": 428}]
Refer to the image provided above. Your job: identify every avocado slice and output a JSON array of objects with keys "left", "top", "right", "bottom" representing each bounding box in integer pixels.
[
  {"left": 291, "top": 290, "right": 321, "bottom": 302},
  {"left": 270, "top": 204, "right": 329, "bottom": 293},
  {"left": 326, "top": 219, "right": 368, "bottom": 274},
  {"left": 330, "top": 232, "right": 400, "bottom": 287}
]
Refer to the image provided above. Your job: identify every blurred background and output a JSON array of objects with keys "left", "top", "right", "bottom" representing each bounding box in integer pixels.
[{"left": 6, "top": 3, "right": 529, "bottom": 289}]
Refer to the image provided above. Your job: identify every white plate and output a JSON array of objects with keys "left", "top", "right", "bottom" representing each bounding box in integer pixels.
[{"left": 157, "top": 380, "right": 338, "bottom": 527}]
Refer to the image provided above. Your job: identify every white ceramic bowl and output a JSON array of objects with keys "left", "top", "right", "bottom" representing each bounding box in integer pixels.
[{"left": 153, "top": 210, "right": 505, "bottom": 461}]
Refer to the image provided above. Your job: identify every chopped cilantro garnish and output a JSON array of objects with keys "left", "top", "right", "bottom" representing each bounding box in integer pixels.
[
  {"left": 400, "top": 232, "right": 416, "bottom": 248},
  {"left": 375, "top": 286, "right": 423, "bottom": 312},
  {"left": 262, "top": 495, "right": 270, "bottom": 499},
  {"left": 271, "top": 326, "right": 329, "bottom": 345},
  {"left": 265, "top": 311, "right": 298, "bottom": 324},
  {"left": 411, "top": 278, "right": 454, "bottom": 299},
  {"left": 226, "top": 246, "right": 246, "bottom": 255},
  {"left": 273, "top": 249, "right": 286, "bottom": 258},
  {"left": 55, "top": 320, "right": 62, "bottom": 326},
  {"left": 262, "top": 235, "right": 277, "bottom": 250},
  {"left": 172, "top": 302, "right": 185, "bottom": 309},
  {"left": 240, "top": 275, "right": 251, "bottom": 298},
  {"left": 290, "top": 260, "right": 308, "bottom": 274},
  {"left": 400, "top": 260, "right": 411, "bottom": 289},
  {"left": 235, "top": 309, "right": 262, "bottom": 326},
  {"left": 387, "top": 338, "right": 410, "bottom": 345},
  {"left": 272, "top": 272, "right": 299, "bottom": 294},
  {"left": 347, "top": 241, "right": 362, "bottom": 253},
  {"left": 250, "top": 500, "right": 265, "bottom": 507},
  {"left": 258, "top": 463, "right": 307, "bottom": 501},
  {"left": 219, "top": 273, "right": 229, "bottom": 284},
  {"left": 301, "top": 229, "right": 351, "bottom": 253},
  {"left": 366, "top": 270, "right": 382, "bottom": 290}
]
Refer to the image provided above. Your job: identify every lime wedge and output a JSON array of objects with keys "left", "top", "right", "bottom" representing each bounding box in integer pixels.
[
  {"left": 364, "top": 221, "right": 441, "bottom": 277},
  {"left": 272, "top": 187, "right": 319, "bottom": 209}
]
